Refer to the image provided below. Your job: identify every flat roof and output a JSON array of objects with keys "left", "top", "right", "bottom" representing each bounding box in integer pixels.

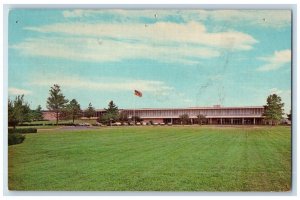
[
  {"left": 140, "top": 115, "right": 264, "bottom": 119},
  {"left": 95, "top": 106, "right": 264, "bottom": 112}
]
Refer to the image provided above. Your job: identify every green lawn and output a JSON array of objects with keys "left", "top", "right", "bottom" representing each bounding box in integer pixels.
[{"left": 8, "top": 126, "right": 291, "bottom": 191}]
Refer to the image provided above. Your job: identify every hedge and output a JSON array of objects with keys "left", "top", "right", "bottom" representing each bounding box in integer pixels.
[
  {"left": 19, "top": 122, "right": 76, "bottom": 126},
  {"left": 8, "top": 133, "right": 25, "bottom": 145},
  {"left": 18, "top": 123, "right": 45, "bottom": 126},
  {"left": 8, "top": 128, "right": 37, "bottom": 134}
]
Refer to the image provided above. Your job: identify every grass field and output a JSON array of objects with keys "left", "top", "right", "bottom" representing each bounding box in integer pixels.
[{"left": 8, "top": 126, "right": 291, "bottom": 191}]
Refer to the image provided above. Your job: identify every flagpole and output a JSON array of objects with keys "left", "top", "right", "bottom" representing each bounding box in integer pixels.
[
  {"left": 133, "top": 90, "right": 142, "bottom": 126},
  {"left": 133, "top": 93, "right": 136, "bottom": 126}
]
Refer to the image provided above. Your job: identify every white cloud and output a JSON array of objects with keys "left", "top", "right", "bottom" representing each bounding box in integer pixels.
[
  {"left": 61, "top": 9, "right": 291, "bottom": 29},
  {"left": 11, "top": 36, "right": 219, "bottom": 64},
  {"left": 30, "top": 75, "right": 173, "bottom": 95},
  {"left": 8, "top": 87, "right": 32, "bottom": 95},
  {"left": 196, "top": 10, "right": 291, "bottom": 29},
  {"left": 13, "top": 21, "right": 258, "bottom": 64},
  {"left": 24, "top": 21, "right": 257, "bottom": 51},
  {"left": 62, "top": 10, "right": 96, "bottom": 18},
  {"left": 257, "top": 49, "right": 291, "bottom": 71}
]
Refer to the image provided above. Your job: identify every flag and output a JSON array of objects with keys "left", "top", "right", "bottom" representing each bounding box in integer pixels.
[{"left": 134, "top": 90, "right": 142, "bottom": 97}]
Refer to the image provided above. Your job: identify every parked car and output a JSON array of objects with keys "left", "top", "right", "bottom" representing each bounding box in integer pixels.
[
  {"left": 79, "top": 123, "right": 90, "bottom": 126},
  {"left": 159, "top": 122, "right": 165, "bottom": 125},
  {"left": 92, "top": 122, "right": 103, "bottom": 126}
]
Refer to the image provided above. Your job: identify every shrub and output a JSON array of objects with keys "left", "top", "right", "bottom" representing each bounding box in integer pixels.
[
  {"left": 8, "top": 133, "right": 25, "bottom": 145},
  {"left": 19, "top": 122, "right": 76, "bottom": 126},
  {"left": 19, "top": 123, "right": 44, "bottom": 126},
  {"left": 8, "top": 128, "right": 37, "bottom": 134}
]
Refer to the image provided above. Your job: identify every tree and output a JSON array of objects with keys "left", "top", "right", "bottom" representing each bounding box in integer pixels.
[
  {"left": 66, "top": 99, "right": 82, "bottom": 123},
  {"left": 85, "top": 103, "right": 96, "bottom": 119},
  {"left": 179, "top": 114, "right": 190, "bottom": 125},
  {"left": 105, "top": 101, "right": 119, "bottom": 115},
  {"left": 131, "top": 116, "right": 143, "bottom": 124},
  {"left": 118, "top": 111, "right": 129, "bottom": 123},
  {"left": 197, "top": 114, "right": 206, "bottom": 125},
  {"left": 104, "top": 100, "right": 119, "bottom": 121},
  {"left": 97, "top": 114, "right": 111, "bottom": 125},
  {"left": 30, "top": 105, "right": 44, "bottom": 121},
  {"left": 97, "top": 101, "right": 119, "bottom": 125},
  {"left": 46, "top": 84, "right": 69, "bottom": 125},
  {"left": 263, "top": 94, "right": 285, "bottom": 125},
  {"left": 8, "top": 95, "right": 31, "bottom": 129},
  {"left": 287, "top": 110, "right": 292, "bottom": 122}
]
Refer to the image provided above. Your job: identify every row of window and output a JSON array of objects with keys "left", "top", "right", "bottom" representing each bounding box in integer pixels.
[{"left": 124, "top": 108, "right": 264, "bottom": 117}]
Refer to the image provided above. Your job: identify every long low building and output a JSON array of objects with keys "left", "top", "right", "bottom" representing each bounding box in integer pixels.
[
  {"left": 119, "top": 105, "right": 264, "bottom": 125},
  {"left": 42, "top": 105, "right": 265, "bottom": 125}
]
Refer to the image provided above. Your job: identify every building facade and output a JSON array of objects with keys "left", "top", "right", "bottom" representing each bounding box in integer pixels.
[
  {"left": 95, "top": 105, "right": 265, "bottom": 125},
  {"left": 43, "top": 105, "right": 265, "bottom": 125}
]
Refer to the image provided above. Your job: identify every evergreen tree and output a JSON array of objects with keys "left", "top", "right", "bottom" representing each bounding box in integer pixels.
[
  {"left": 46, "top": 84, "right": 69, "bottom": 125},
  {"left": 35, "top": 105, "right": 44, "bottom": 121},
  {"left": 98, "top": 101, "right": 119, "bottom": 125},
  {"left": 104, "top": 101, "right": 119, "bottom": 121},
  {"left": 8, "top": 95, "right": 31, "bottom": 129},
  {"left": 263, "top": 94, "right": 285, "bottom": 125},
  {"left": 85, "top": 103, "right": 96, "bottom": 119},
  {"left": 66, "top": 99, "right": 82, "bottom": 123},
  {"left": 105, "top": 101, "right": 119, "bottom": 116},
  {"left": 29, "top": 105, "right": 44, "bottom": 121}
]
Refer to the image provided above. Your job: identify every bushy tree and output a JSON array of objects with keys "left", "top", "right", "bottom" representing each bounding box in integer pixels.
[
  {"left": 197, "top": 114, "right": 206, "bottom": 125},
  {"left": 131, "top": 116, "right": 143, "bottom": 123},
  {"left": 179, "top": 114, "right": 190, "bottom": 125},
  {"left": 85, "top": 103, "right": 96, "bottom": 119},
  {"left": 46, "top": 84, "right": 69, "bottom": 125},
  {"left": 30, "top": 105, "right": 44, "bottom": 121},
  {"left": 263, "top": 94, "right": 285, "bottom": 125},
  {"left": 8, "top": 95, "right": 31, "bottom": 129},
  {"left": 66, "top": 99, "right": 82, "bottom": 123},
  {"left": 97, "top": 114, "right": 113, "bottom": 125},
  {"left": 287, "top": 110, "right": 292, "bottom": 122},
  {"left": 105, "top": 101, "right": 119, "bottom": 116},
  {"left": 97, "top": 101, "right": 119, "bottom": 125},
  {"left": 104, "top": 100, "right": 119, "bottom": 121},
  {"left": 119, "top": 111, "right": 129, "bottom": 123}
]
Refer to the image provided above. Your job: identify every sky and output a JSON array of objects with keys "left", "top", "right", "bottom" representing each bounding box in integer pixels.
[{"left": 8, "top": 9, "right": 291, "bottom": 113}]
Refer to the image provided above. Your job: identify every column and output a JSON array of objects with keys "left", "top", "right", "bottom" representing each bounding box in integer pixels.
[
  {"left": 171, "top": 118, "right": 173, "bottom": 124},
  {"left": 253, "top": 118, "right": 256, "bottom": 125},
  {"left": 231, "top": 118, "right": 233, "bottom": 124},
  {"left": 220, "top": 118, "right": 222, "bottom": 125},
  {"left": 242, "top": 118, "right": 244, "bottom": 125}
]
